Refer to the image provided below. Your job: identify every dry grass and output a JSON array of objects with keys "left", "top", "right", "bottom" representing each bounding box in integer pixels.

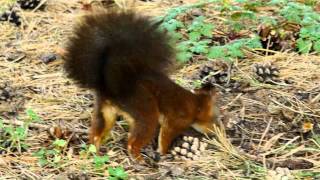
[{"left": 0, "top": 0, "right": 320, "bottom": 179}]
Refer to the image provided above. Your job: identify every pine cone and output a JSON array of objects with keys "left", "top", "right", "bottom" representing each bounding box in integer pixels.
[
  {"left": 196, "top": 64, "right": 229, "bottom": 86},
  {"left": 0, "top": 9, "right": 22, "bottom": 26},
  {"left": 252, "top": 63, "right": 280, "bottom": 83},
  {"left": 0, "top": 84, "right": 14, "bottom": 102},
  {"left": 170, "top": 136, "right": 208, "bottom": 161},
  {"left": 17, "top": 0, "right": 42, "bottom": 10}
]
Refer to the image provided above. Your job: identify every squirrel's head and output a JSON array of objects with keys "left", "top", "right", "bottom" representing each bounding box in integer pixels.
[{"left": 192, "top": 85, "right": 221, "bottom": 134}]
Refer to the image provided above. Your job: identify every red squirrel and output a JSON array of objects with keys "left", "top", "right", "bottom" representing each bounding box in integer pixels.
[{"left": 64, "top": 10, "right": 220, "bottom": 161}]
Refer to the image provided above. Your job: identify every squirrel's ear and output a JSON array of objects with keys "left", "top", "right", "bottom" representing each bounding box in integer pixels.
[{"left": 193, "top": 84, "right": 216, "bottom": 96}]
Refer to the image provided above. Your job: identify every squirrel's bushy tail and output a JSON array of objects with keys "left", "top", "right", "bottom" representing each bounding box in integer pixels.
[{"left": 64, "top": 11, "right": 174, "bottom": 97}]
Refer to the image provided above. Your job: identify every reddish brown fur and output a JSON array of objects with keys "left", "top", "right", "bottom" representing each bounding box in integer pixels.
[
  {"left": 64, "top": 11, "right": 220, "bottom": 161},
  {"left": 89, "top": 74, "right": 219, "bottom": 160}
]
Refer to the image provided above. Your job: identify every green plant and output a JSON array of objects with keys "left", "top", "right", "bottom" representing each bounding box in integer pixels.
[
  {"left": 277, "top": 2, "right": 320, "bottom": 54},
  {"left": 79, "top": 144, "right": 110, "bottom": 170},
  {"left": 176, "top": 40, "right": 211, "bottom": 62},
  {"left": 33, "top": 139, "right": 68, "bottom": 167},
  {"left": 188, "top": 16, "right": 214, "bottom": 41},
  {"left": 26, "top": 108, "right": 41, "bottom": 122},
  {"left": 108, "top": 166, "right": 128, "bottom": 180},
  {"left": 296, "top": 25, "right": 320, "bottom": 54},
  {"left": 79, "top": 144, "right": 127, "bottom": 178},
  {"left": 0, "top": 109, "right": 40, "bottom": 153},
  {"left": 0, "top": 119, "right": 28, "bottom": 153},
  {"left": 280, "top": 2, "right": 319, "bottom": 24},
  {"left": 208, "top": 36, "right": 262, "bottom": 60}
]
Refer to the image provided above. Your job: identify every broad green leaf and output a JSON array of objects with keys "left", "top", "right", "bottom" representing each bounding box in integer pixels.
[
  {"left": 190, "top": 40, "right": 210, "bottom": 54},
  {"left": 297, "top": 38, "right": 313, "bottom": 53},
  {"left": 189, "top": 31, "right": 201, "bottom": 41},
  {"left": 227, "top": 43, "right": 245, "bottom": 58},
  {"left": 176, "top": 52, "right": 193, "bottom": 63},
  {"left": 200, "top": 24, "right": 214, "bottom": 37},
  {"left": 313, "top": 40, "right": 320, "bottom": 53},
  {"left": 26, "top": 108, "right": 41, "bottom": 122},
  {"left": 208, "top": 46, "right": 226, "bottom": 59},
  {"left": 177, "top": 41, "right": 191, "bottom": 49},
  {"left": 245, "top": 37, "right": 263, "bottom": 49},
  {"left": 47, "top": 149, "right": 58, "bottom": 155},
  {"left": 169, "top": 32, "right": 183, "bottom": 41}
]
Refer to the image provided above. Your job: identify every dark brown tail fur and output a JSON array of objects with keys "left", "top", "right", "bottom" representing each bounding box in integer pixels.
[{"left": 64, "top": 11, "right": 174, "bottom": 98}]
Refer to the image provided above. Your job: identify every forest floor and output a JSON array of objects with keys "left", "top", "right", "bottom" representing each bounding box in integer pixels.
[{"left": 0, "top": 0, "right": 320, "bottom": 179}]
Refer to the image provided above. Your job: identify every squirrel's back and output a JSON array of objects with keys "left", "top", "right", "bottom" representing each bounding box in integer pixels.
[{"left": 64, "top": 11, "right": 174, "bottom": 97}]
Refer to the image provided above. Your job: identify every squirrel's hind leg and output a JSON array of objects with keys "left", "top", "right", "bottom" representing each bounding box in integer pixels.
[{"left": 89, "top": 98, "right": 117, "bottom": 153}]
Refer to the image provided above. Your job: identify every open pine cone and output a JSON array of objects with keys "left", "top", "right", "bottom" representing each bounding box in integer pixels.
[
  {"left": 17, "top": 0, "right": 42, "bottom": 10},
  {"left": 170, "top": 136, "right": 208, "bottom": 161},
  {"left": 0, "top": 9, "right": 22, "bottom": 26},
  {"left": 252, "top": 63, "right": 280, "bottom": 83}
]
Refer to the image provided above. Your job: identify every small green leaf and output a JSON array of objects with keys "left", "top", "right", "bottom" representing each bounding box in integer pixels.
[
  {"left": 15, "top": 127, "right": 26, "bottom": 139},
  {"left": 88, "top": 144, "right": 97, "bottom": 153},
  {"left": 93, "top": 155, "right": 109, "bottom": 169},
  {"left": 33, "top": 148, "right": 46, "bottom": 157},
  {"left": 4, "top": 126, "right": 14, "bottom": 135},
  {"left": 108, "top": 167, "right": 128, "bottom": 180},
  {"left": 53, "top": 139, "right": 67, "bottom": 148},
  {"left": 54, "top": 155, "right": 61, "bottom": 163},
  {"left": 38, "top": 158, "right": 48, "bottom": 167},
  {"left": 26, "top": 108, "right": 41, "bottom": 122}
]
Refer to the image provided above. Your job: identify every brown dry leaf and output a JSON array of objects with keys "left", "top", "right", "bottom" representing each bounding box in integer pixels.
[
  {"left": 258, "top": 24, "right": 271, "bottom": 41},
  {"left": 49, "top": 126, "right": 63, "bottom": 139}
]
